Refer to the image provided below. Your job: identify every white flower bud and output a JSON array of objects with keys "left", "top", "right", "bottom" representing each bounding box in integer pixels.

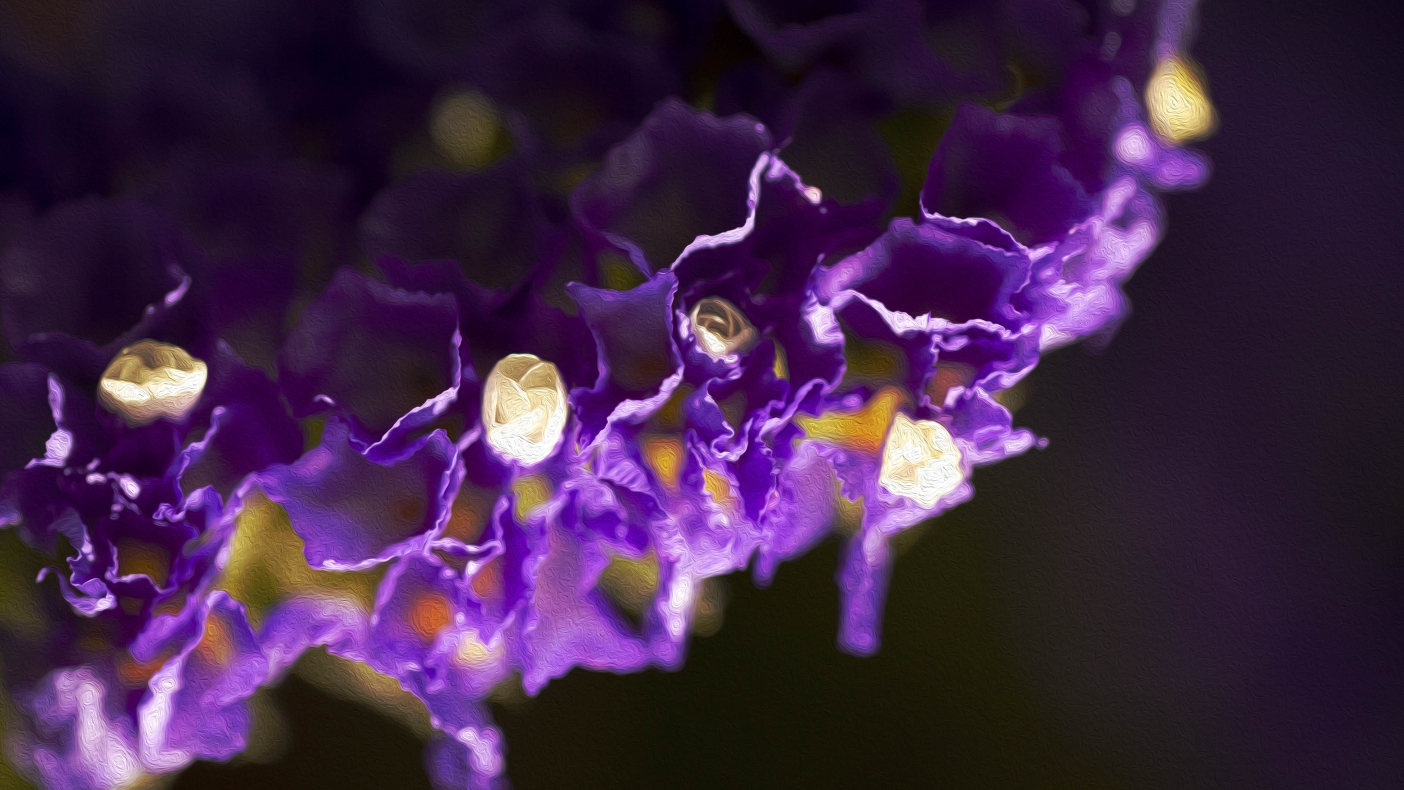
[
  {"left": 482, "top": 354, "right": 568, "bottom": 466},
  {"left": 1146, "top": 56, "right": 1217, "bottom": 144},
  {"left": 689, "top": 297, "right": 757, "bottom": 360},
  {"left": 878, "top": 413, "right": 964, "bottom": 509},
  {"left": 98, "top": 340, "right": 208, "bottom": 426}
]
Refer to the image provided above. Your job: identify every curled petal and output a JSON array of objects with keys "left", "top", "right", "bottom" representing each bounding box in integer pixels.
[
  {"left": 572, "top": 99, "right": 772, "bottom": 273},
  {"left": 921, "top": 103, "right": 1093, "bottom": 246},
  {"left": 817, "top": 218, "right": 1032, "bottom": 330},
  {"left": 138, "top": 592, "right": 269, "bottom": 772},
  {"left": 567, "top": 272, "right": 683, "bottom": 445},
  {"left": 280, "top": 268, "right": 461, "bottom": 457}
]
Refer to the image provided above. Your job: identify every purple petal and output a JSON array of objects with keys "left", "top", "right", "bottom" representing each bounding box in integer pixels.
[
  {"left": 818, "top": 217, "right": 1033, "bottom": 330},
  {"left": 12, "top": 665, "right": 144, "bottom": 790},
  {"left": 176, "top": 344, "right": 303, "bottom": 499},
  {"left": 567, "top": 272, "right": 683, "bottom": 445},
  {"left": 921, "top": 103, "right": 1093, "bottom": 246},
  {"left": 571, "top": 99, "right": 772, "bottom": 273},
  {"left": 138, "top": 592, "right": 269, "bottom": 771},
  {"left": 279, "top": 268, "right": 462, "bottom": 455},
  {"left": 259, "top": 418, "right": 455, "bottom": 570}
]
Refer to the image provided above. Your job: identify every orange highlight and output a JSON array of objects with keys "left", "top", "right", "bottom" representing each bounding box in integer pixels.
[
  {"left": 409, "top": 593, "right": 453, "bottom": 642},
  {"left": 641, "top": 435, "right": 685, "bottom": 490}
]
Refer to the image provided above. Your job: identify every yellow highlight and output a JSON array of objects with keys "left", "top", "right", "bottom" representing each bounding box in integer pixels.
[
  {"left": 842, "top": 334, "right": 905, "bottom": 388},
  {"left": 702, "top": 469, "right": 736, "bottom": 508},
  {"left": 196, "top": 615, "right": 233, "bottom": 667},
  {"left": 512, "top": 474, "right": 552, "bottom": 521},
  {"left": 454, "top": 628, "right": 503, "bottom": 669},
  {"left": 772, "top": 343, "right": 788, "bottom": 380},
  {"left": 641, "top": 435, "right": 685, "bottom": 491},
  {"left": 214, "top": 492, "right": 381, "bottom": 628},
  {"left": 653, "top": 384, "right": 691, "bottom": 430},
  {"left": 430, "top": 90, "right": 500, "bottom": 169},
  {"left": 598, "top": 553, "right": 660, "bottom": 617},
  {"left": 115, "top": 538, "right": 170, "bottom": 588},
  {"left": 1146, "top": 56, "right": 1217, "bottom": 144},
  {"left": 599, "top": 252, "right": 647, "bottom": 291},
  {"left": 795, "top": 387, "right": 906, "bottom": 456}
]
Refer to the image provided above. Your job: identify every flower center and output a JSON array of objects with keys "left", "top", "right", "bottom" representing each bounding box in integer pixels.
[
  {"left": 689, "top": 297, "right": 757, "bottom": 360},
  {"left": 482, "top": 353, "right": 568, "bottom": 466},
  {"left": 97, "top": 340, "right": 208, "bottom": 426},
  {"left": 878, "top": 413, "right": 964, "bottom": 509}
]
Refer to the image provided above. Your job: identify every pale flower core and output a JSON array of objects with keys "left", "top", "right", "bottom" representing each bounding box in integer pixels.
[
  {"left": 97, "top": 340, "right": 208, "bottom": 426},
  {"left": 689, "top": 297, "right": 758, "bottom": 360},
  {"left": 1146, "top": 56, "right": 1217, "bottom": 144},
  {"left": 482, "top": 354, "right": 568, "bottom": 466},
  {"left": 878, "top": 412, "right": 964, "bottom": 509}
]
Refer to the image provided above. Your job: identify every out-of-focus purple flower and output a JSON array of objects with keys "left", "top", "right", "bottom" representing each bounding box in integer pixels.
[
  {"left": 138, "top": 592, "right": 269, "bottom": 770},
  {"left": 922, "top": 103, "right": 1093, "bottom": 246},
  {"left": 279, "top": 268, "right": 463, "bottom": 460},
  {"left": 571, "top": 98, "right": 772, "bottom": 274},
  {"left": 361, "top": 161, "right": 555, "bottom": 293},
  {"left": 9, "top": 665, "right": 143, "bottom": 790}
]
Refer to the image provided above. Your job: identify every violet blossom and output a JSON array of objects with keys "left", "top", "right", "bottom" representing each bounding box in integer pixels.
[{"left": 0, "top": 0, "right": 1217, "bottom": 788}]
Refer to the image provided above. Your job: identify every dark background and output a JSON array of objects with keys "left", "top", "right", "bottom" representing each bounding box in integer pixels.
[{"left": 1, "top": 0, "right": 1395, "bottom": 787}]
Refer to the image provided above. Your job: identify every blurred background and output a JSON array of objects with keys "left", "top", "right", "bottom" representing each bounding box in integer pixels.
[{"left": 2, "top": 0, "right": 1401, "bottom": 787}]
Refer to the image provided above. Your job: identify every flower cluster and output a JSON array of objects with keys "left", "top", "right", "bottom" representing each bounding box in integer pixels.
[{"left": 0, "top": 0, "right": 1213, "bottom": 788}]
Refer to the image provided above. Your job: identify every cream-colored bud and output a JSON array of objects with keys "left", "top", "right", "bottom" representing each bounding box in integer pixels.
[
  {"left": 482, "top": 354, "right": 568, "bottom": 466},
  {"left": 1146, "top": 56, "right": 1217, "bottom": 144},
  {"left": 878, "top": 413, "right": 964, "bottom": 509},
  {"left": 689, "top": 297, "right": 757, "bottom": 360},
  {"left": 98, "top": 340, "right": 208, "bottom": 426}
]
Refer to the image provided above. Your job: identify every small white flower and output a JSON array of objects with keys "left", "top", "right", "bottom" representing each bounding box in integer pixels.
[
  {"left": 97, "top": 340, "right": 207, "bottom": 426},
  {"left": 878, "top": 413, "right": 964, "bottom": 509},
  {"left": 482, "top": 354, "right": 568, "bottom": 466},
  {"left": 689, "top": 297, "right": 757, "bottom": 360}
]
